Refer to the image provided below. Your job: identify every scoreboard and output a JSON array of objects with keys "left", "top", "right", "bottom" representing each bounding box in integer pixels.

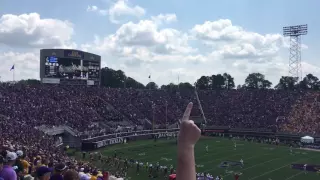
[{"left": 40, "top": 49, "right": 101, "bottom": 86}]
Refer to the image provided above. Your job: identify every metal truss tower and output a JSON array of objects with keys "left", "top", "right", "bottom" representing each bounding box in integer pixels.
[{"left": 283, "top": 25, "right": 308, "bottom": 81}]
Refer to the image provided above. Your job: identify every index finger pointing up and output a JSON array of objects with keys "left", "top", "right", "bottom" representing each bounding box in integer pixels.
[{"left": 181, "top": 102, "right": 193, "bottom": 122}]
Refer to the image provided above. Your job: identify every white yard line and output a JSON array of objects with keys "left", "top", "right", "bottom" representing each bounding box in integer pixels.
[
  {"left": 248, "top": 156, "right": 314, "bottom": 180},
  {"left": 139, "top": 143, "right": 240, "bottom": 161},
  {"left": 248, "top": 164, "right": 291, "bottom": 180},
  {"left": 284, "top": 172, "right": 304, "bottom": 180},
  {"left": 240, "top": 157, "right": 282, "bottom": 171},
  {"left": 197, "top": 147, "right": 246, "bottom": 160}
]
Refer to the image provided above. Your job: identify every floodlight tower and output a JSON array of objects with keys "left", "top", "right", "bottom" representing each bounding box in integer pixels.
[{"left": 283, "top": 24, "right": 308, "bottom": 81}]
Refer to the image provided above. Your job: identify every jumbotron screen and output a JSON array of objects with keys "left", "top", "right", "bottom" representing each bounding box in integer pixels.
[{"left": 44, "top": 56, "right": 100, "bottom": 80}]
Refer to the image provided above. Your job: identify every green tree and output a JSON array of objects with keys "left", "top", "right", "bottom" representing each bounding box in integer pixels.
[
  {"left": 17, "top": 79, "right": 41, "bottom": 85},
  {"left": 101, "top": 67, "right": 144, "bottom": 88},
  {"left": 223, "top": 73, "right": 235, "bottom": 89},
  {"left": 146, "top": 82, "right": 158, "bottom": 89},
  {"left": 195, "top": 76, "right": 211, "bottom": 90},
  {"left": 125, "top": 77, "right": 145, "bottom": 89},
  {"left": 299, "top": 73, "right": 320, "bottom": 90},
  {"left": 178, "top": 82, "right": 194, "bottom": 89},
  {"left": 211, "top": 74, "right": 225, "bottom": 89},
  {"left": 275, "top": 76, "right": 298, "bottom": 90},
  {"left": 244, "top": 73, "right": 272, "bottom": 89},
  {"left": 160, "top": 83, "right": 178, "bottom": 90}
]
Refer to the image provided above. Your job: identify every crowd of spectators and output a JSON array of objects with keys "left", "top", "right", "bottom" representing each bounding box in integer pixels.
[
  {"left": 1, "top": 83, "right": 320, "bottom": 180},
  {"left": 280, "top": 91, "right": 320, "bottom": 135},
  {"left": 0, "top": 85, "right": 310, "bottom": 131}
]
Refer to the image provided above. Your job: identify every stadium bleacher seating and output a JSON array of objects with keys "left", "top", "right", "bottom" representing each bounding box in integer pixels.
[{"left": 1, "top": 84, "right": 319, "bottom": 179}]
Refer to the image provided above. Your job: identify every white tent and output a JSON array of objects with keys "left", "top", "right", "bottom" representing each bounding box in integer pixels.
[{"left": 300, "top": 136, "right": 314, "bottom": 144}]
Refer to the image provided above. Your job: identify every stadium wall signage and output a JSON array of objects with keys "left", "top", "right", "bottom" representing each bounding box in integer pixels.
[
  {"left": 157, "top": 132, "right": 177, "bottom": 138},
  {"left": 96, "top": 137, "right": 124, "bottom": 148},
  {"left": 64, "top": 50, "right": 84, "bottom": 59},
  {"left": 81, "top": 128, "right": 320, "bottom": 151},
  {"left": 82, "top": 131, "right": 179, "bottom": 151}
]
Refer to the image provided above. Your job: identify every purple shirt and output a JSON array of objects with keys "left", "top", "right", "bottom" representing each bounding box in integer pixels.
[
  {"left": 0, "top": 165, "right": 17, "bottom": 180},
  {"left": 50, "top": 174, "right": 63, "bottom": 180}
]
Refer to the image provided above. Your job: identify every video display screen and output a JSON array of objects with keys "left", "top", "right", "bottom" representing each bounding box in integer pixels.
[
  {"left": 83, "top": 60, "right": 100, "bottom": 80},
  {"left": 44, "top": 56, "right": 100, "bottom": 80}
]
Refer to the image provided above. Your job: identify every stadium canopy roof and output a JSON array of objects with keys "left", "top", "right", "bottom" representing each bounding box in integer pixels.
[{"left": 300, "top": 135, "right": 314, "bottom": 143}]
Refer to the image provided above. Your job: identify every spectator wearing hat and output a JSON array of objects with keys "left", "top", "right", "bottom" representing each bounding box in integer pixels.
[
  {"left": 0, "top": 152, "right": 18, "bottom": 180},
  {"left": 49, "top": 163, "right": 66, "bottom": 180},
  {"left": 36, "top": 166, "right": 51, "bottom": 180}
]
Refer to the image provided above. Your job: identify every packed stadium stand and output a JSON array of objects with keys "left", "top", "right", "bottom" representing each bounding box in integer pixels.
[{"left": 1, "top": 84, "right": 319, "bottom": 179}]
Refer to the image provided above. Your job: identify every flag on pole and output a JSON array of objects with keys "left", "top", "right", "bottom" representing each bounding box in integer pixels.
[{"left": 10, "top": 65, "right": 14, "bottom": 71}]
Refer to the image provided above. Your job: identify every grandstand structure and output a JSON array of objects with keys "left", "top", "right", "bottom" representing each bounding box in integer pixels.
[{"left": 2, "top": 82, "right": 320, "bottom": 149}]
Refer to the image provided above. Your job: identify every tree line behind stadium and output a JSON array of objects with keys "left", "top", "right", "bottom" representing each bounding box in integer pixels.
[{"left": 6, "top": 67, "right": 320, "bottom": 91}]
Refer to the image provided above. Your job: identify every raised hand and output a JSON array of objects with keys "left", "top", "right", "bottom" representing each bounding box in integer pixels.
[{"left": 178, "top": 102, "right": 201, "bottom": 147}]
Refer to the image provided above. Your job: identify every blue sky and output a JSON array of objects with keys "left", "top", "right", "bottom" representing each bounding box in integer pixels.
[{"left": 1, "top": 0, "right": 320, "bottom": 85}]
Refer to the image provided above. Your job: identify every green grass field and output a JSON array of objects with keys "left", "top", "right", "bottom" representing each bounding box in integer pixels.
[{"left": 74, "top": 137, "right": 320, "bottom": 180}]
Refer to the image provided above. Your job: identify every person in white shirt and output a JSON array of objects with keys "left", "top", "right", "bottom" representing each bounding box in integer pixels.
[
  {"left": 240, "top": 159, "right": 244, "bottom": 168},
  {"left": 304, "top": 164, "right": 307, "bottom": 174}
]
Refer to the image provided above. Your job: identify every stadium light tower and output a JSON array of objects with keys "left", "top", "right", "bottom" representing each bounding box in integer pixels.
[{"left": 283, "top": 24, "right": 308, "bottom": 81}]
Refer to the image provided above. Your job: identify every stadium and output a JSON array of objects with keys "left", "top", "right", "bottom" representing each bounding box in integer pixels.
[{"left": 1, "top": 47, "right": 320, "bottom": 180}]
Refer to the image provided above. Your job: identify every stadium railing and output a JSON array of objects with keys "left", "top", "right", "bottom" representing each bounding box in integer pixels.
[
  {"left": 203, "top": 127, "right": 320, "bottom": 142},
  {"left": 81, "top": 127, "right": 320, "bottom": 151}
]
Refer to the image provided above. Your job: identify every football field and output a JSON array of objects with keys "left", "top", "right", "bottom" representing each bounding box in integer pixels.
[{"left": 74, "top": 137, "right": 320, "bottom": 180}]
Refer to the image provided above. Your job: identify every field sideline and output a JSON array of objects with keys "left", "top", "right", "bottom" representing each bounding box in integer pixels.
[{"left": 73, "top": 137, "right": 320, "bottom": 180}]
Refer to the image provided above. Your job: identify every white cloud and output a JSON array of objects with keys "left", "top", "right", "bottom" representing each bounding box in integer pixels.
[
  {"left": 0, "top": 13, "right": 74, "bottom": 48},
  {"left": 80, "top": 17, "right": 318, "bottom": 86},
  {"left": 84, "top": 18, "right": 197, "bottom": 66},
  {"left": 86, "top": 5, "right": 108, "bottom": 16},
  {"left": 109, "top": 0, "right": 145, "bottom": 24},
  {"left": 151, "top": 14, "right": 177, "bottom": 25},
  {"left": 191, "top": 19, "right": 285, "bottom": 62},
  {"left": 87, "top": 0, "right": 145, "bottom": 24},
  {"left": 1, "top": 6, "right": 319, "bottom": 86}
]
